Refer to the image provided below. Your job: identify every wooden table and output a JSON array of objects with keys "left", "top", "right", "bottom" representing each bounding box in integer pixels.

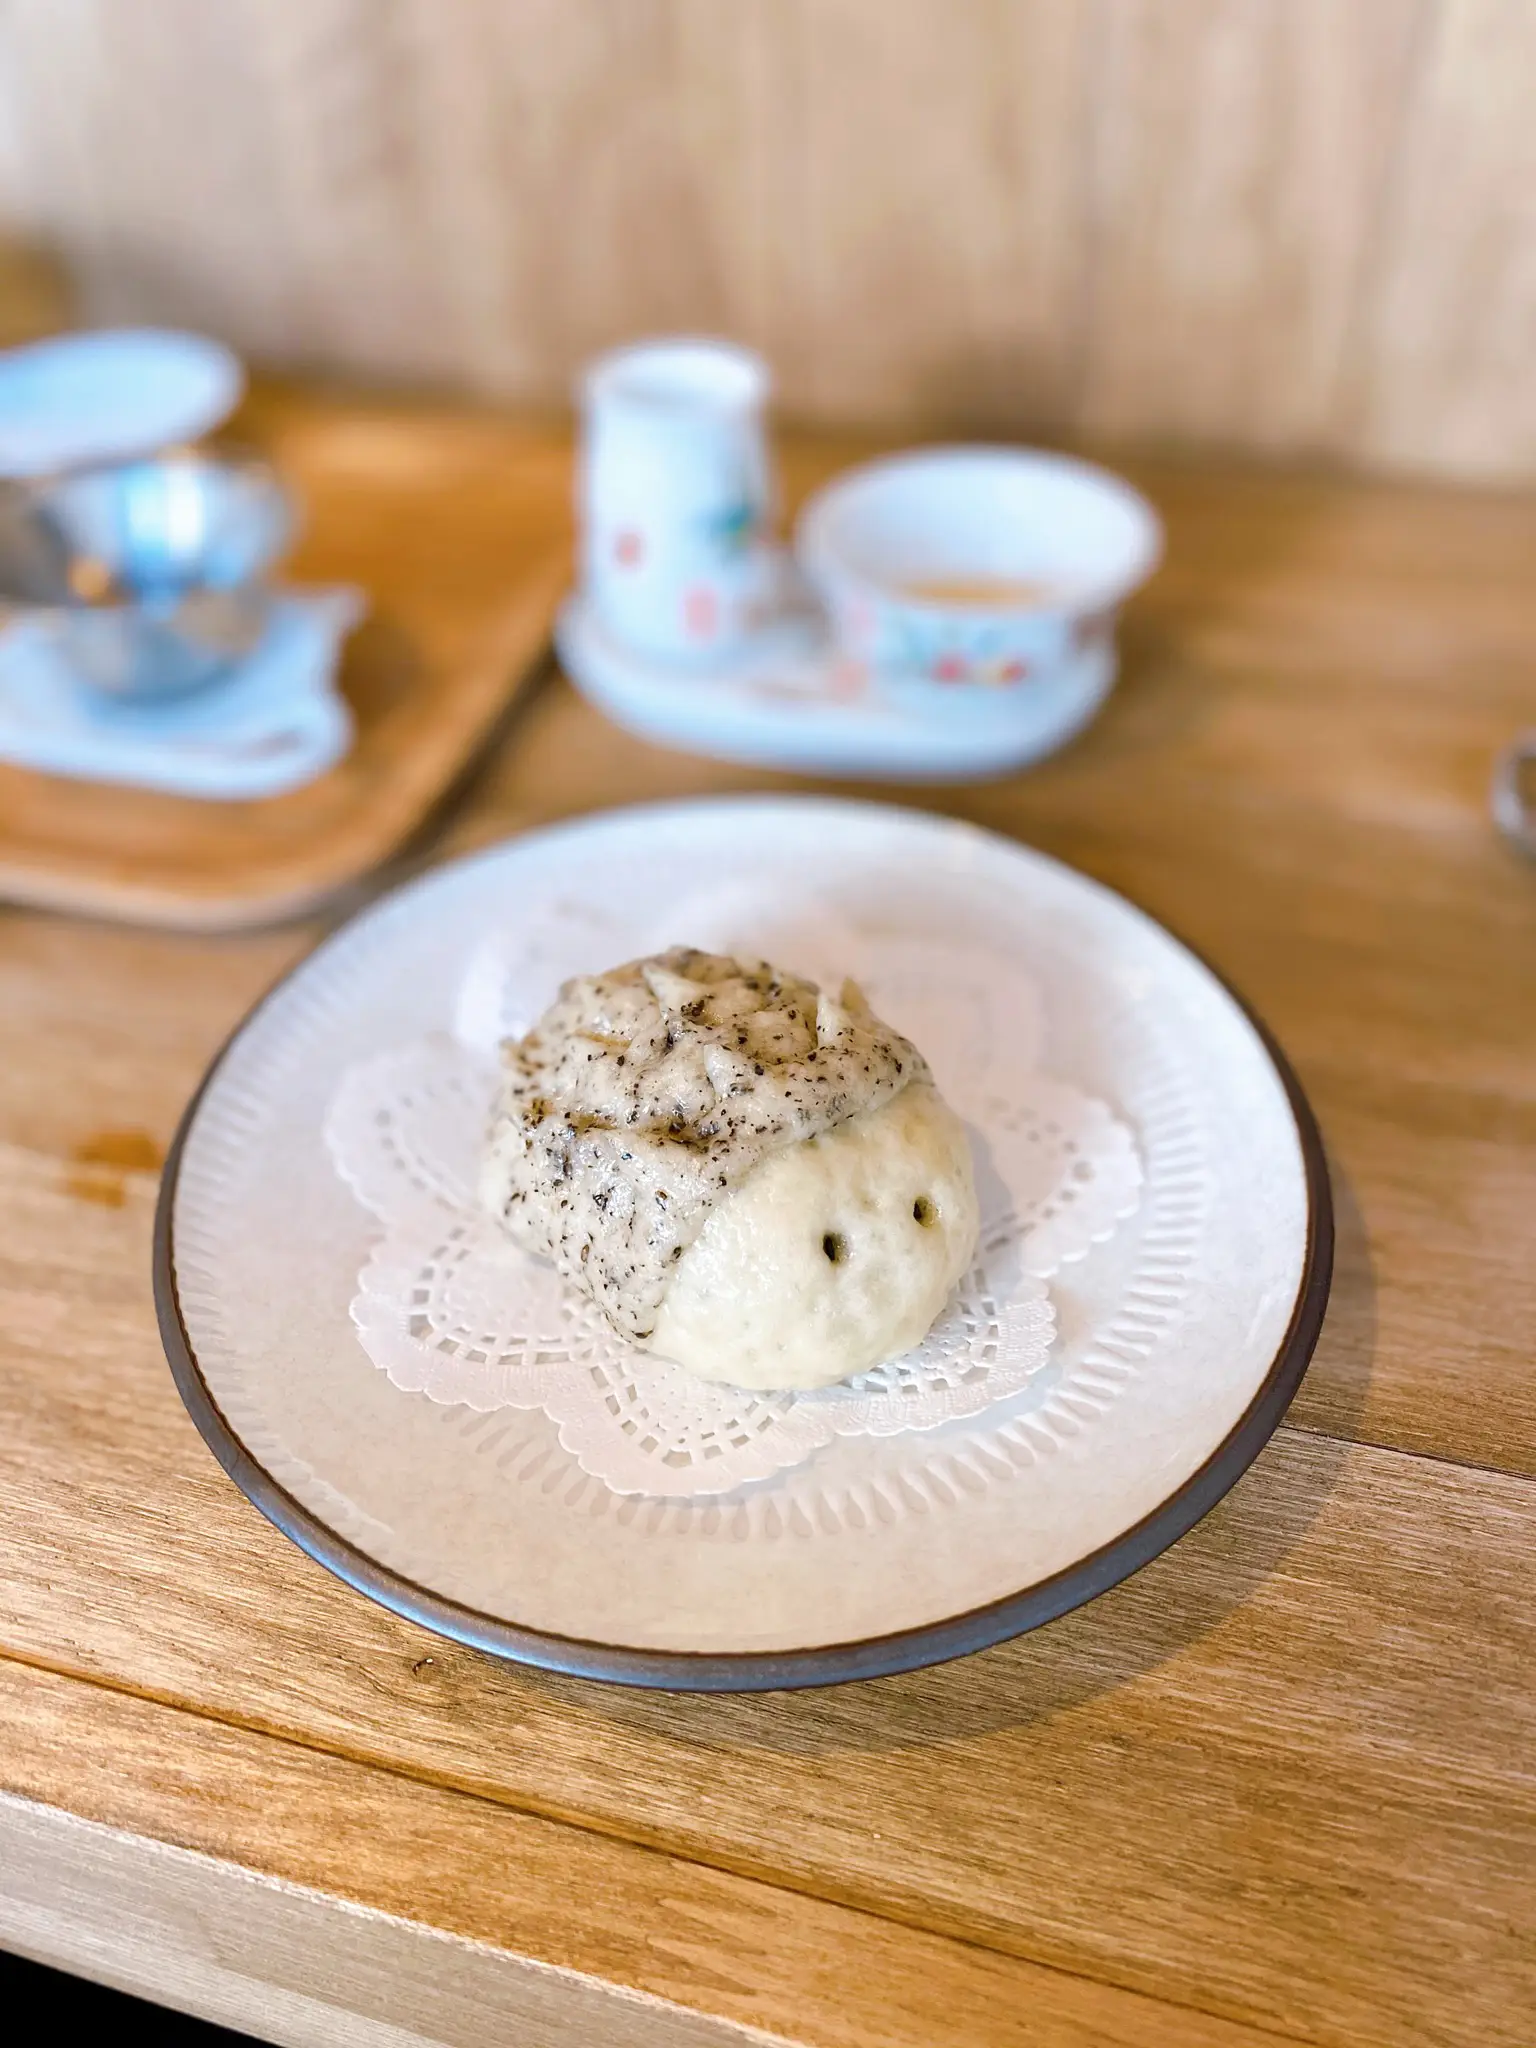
[{"left": 0, "top": 396, "right": 1532, "bottom": 2048}]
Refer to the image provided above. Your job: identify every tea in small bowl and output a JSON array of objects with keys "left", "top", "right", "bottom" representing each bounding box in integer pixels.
[
  {"left": 797, "top": 447, "right": 1159, "bottom": 696},
  {"left": 892, "top": 576, "right": 1060, "bottom": 611}
]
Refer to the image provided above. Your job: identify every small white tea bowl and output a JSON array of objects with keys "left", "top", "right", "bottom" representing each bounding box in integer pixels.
[{"left": 796, "top": 446, "right": 1161, "bottom": 708}]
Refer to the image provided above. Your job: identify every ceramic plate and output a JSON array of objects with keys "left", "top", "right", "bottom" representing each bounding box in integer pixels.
[{"left": 157, "top": 798, "right": 1331, "bottom": 1690}]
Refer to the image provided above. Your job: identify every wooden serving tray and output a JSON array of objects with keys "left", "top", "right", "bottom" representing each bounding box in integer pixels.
[{"left": 0, "top": 384, "right": 572, "bottom": 929}]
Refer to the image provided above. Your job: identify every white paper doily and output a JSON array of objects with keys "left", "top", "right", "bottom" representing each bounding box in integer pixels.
[
  {"left": 165, "top": 800, "right": 1317, "bottom": 1664},
  {"left": 324, "top": 906, "right": 1142, "bottom": 1495}
]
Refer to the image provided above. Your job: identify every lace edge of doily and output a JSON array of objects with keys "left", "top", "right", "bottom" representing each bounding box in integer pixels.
[{"left": 349, "top": 1230, "right": 1062, "bottom": 1496}]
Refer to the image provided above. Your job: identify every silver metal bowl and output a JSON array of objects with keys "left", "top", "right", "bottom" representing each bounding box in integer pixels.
[{"left": 0, "top": 449, "right": 293, "bottom": 700}]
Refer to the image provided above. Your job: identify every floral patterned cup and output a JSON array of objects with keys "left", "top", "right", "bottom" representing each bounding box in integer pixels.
[
  {"left": 796, "top": 446, "right": 1161, "bottom": 703},
  {"left": 579, "top": 338, "right": 776, "bottom": 665}
]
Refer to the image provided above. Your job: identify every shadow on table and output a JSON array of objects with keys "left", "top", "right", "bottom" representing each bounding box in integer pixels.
[{"left": 551, "top": 1151, "right": 1374, "bottom": 1757}]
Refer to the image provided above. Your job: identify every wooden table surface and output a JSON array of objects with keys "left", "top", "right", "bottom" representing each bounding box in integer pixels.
[{"left": 0, "top": 392, "right": 1533, "bottom": 2048}]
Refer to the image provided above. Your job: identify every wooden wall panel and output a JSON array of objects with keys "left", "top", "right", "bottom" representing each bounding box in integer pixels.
[
  {"left": 1351, "top": 0, "right": 1536, "bottom": 475},
  {"left": 1076, "top": 0, "right": 1425, "bottom": 454},
  {"left": 0, "top": 0, "right": 1532, "bottom": 480},
  {"left": 773, "top": 0, "right": 1094, "bottom": 428}
]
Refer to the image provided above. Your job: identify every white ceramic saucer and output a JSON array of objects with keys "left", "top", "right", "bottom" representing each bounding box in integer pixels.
[
  {"left": 0, "top": 328, "right": 243, "bottom": 478},
  {"left": 0, "top": 586, "right": 361, "bottom": 799},
  {"left": 157, "top": 799, "right": 1331, "bottom": 1690},
  {"left": 557, "top": 593, "right": 1116, "bottom": 781}
]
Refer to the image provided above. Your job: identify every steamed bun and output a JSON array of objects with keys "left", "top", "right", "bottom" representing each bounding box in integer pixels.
[
  {"left": 481, "top": 947, "right": 978, "bottom": 1390},
  {"left": 653, "top": 1076, "right": 976, "bottom": 1388}
]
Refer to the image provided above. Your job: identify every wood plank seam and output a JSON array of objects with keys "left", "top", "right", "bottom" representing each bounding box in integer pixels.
[{"left": 1275, "top": 1417, "right": 1536, "bottom": 1487}]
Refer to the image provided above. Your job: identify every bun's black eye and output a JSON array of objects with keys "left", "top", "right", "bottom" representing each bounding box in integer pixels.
[
  {"left": 912, "top": 1196, "right": 935, "bottom": 1226},
  {"left": 822, "top": 1231, "right": 848, "bottom": 1264}
]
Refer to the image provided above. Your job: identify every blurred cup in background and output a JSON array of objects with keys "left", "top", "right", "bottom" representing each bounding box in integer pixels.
[{"left": 578, "top": 337, "right": 775, "bottom": 666}]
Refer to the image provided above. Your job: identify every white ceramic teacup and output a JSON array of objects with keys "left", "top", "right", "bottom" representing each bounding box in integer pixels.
[
  {"left": 795, "top": 446, "right": 1161, "bottom": 706},
  {"left": 579, "top": 338, "right": 776, "bottom": 665}
]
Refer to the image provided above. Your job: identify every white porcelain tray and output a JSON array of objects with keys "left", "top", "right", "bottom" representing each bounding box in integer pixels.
[
  {"left": 557, "top": 597, "right": 1116, "bottom": 781},
  {"left": 157, "top": 798, "right": 1331, "bottom": 1689}
]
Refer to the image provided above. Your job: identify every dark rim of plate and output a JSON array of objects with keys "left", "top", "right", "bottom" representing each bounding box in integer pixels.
[{"left": 153, "top": 802, "right": 1334, "bottom": 1693}]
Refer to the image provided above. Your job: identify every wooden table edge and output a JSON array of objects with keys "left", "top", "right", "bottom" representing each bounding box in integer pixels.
[{"left": 0, "top": 1653, "right": 1307, "bottom": 2048}]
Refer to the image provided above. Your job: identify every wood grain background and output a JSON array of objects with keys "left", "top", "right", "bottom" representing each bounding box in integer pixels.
[{"left": 0, "top": 0, "right": 1533, "bottom": 483}]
